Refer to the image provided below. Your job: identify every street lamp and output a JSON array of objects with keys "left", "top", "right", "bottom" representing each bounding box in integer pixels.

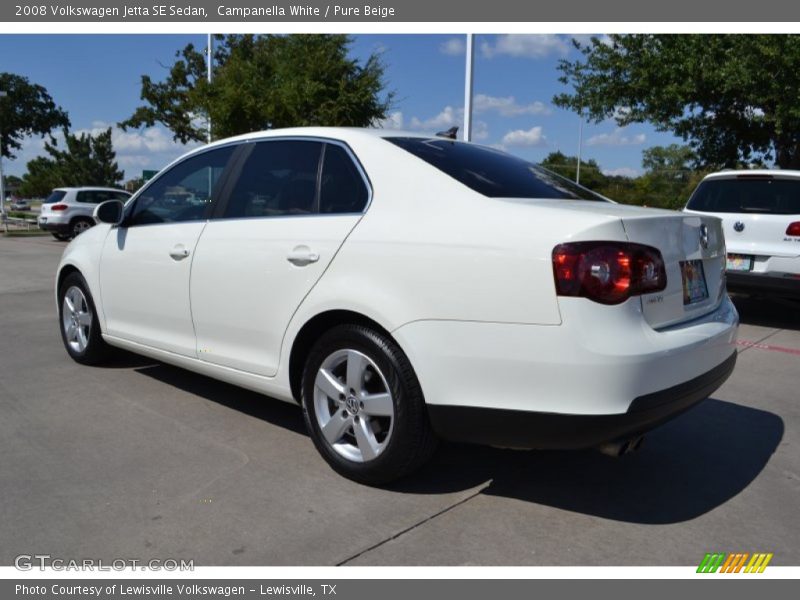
[
  {"left": 0, "top": 90, "right": 7, "bottom": 231},
  {"left": 463, "top": 34, "right": 474, "bottom": 142}
]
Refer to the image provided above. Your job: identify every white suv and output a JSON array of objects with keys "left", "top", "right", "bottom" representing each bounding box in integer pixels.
[
  {"left": 38, "top": 187, "right": 131, "bottom": 240},
  {"left": 684, "top": 170, "right": 800, "bottom": 298}
]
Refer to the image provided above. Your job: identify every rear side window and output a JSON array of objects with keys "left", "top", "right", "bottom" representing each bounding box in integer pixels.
[
  {"left": 77, "top": 190, "right": 130, "bottom": 204},
  {"left": 43, "top": 190, "right": 67, "bottom": 204},
  {"left": 386, "top": 137, "right": 606, "bottom": 201},
  {"left": 222, "top": 140, "right": 323, "bottom": 219},
  {"left": 687, "top": 177, "right": 800, "bottom": 215},
  {"left": 320, "top": 144, "right": 369, "bottom": 214}
]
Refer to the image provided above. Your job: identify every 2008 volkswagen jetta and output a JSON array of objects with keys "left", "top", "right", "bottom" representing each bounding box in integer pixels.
[{"left": 55, "top": 128, "right": 739, "bottom": 484}]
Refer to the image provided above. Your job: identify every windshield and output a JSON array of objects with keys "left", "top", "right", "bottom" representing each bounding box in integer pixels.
[
  {"left": 43, "top": 190, "right": 67, "bottom": 204},
  {"left": 687, "top": 177, "right": 800, "bottom": 215},
  {"left": 386, "top": 137, "right": 608, "bottom": 201}
]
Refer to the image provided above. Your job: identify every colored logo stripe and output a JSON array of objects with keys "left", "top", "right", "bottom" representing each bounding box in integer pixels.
[
  {"left": 697, "top": 553, "right": 726, "bottom": 573},
  {"left": 697, "top": 552, "right": 773, "bottom": 573}
]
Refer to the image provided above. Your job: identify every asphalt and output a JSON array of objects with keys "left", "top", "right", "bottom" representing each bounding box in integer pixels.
[{"left": 1, "top": 234, "right": 798, "bottom": 566}]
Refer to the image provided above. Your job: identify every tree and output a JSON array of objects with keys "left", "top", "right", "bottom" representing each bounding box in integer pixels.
[
  {"left": 634, "top": 145, "right": 704, "bottom": 209},
  {"left": 554, "top": 35, "right": 800, "bottom": 169},
  {"left": 18, "top": 127, "right": 123, "bottom": 197},
  {"left": 120, "top": 34, "right": 393, "bottom": 143},
  {"left": 540, "top": 151, "right": 608, "bottom": 190},
  {"left": 0, "top": 73, "right": 70, "bottom": 159}
]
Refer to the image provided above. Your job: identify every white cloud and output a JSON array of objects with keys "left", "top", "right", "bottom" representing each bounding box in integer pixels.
[
  {"left": 373, "top": 111, "right": 404, "bottom": 130},
  {"left": 500, "top": 126, "right": 547, "bottom": 148},
  {"left": 586, "top": 127, "right": 646, "bottom": 147},
  {"left": 472, "top": 120, "right": 490, "bottom": 141},
  {"left": 5, "top": 122, "right": 198, "bottom": 180},
  {"left": 602, "top": 167, "right": 640, "bottom": 178},
  {"left": 406, "top": 106, "right": 488, "bottom": 140},
  {"left": 481, "top": 34, "right": 570, "bottom": 59},
  {"left": 570, "top": 34, "right": 613, "bottom": 48},
  {"left": 440, "top": 37, "right": 466, "bottom": 56},
  {"left": 409, "top": 106, "right": 460, "bottom": 131},
  {"left": 473, "top": 94, "right": 552, "bottom": 117}
]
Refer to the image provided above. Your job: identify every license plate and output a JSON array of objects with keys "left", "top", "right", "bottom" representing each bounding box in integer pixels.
[
  {"left": 39, "top": 217, "right": 47, "bottom": 224},
  {"left": 681, "top": 260, "right": 709, "bottom": 305},
  {"left": 726, "top": 253, "right": 754, "bottom": 272}
]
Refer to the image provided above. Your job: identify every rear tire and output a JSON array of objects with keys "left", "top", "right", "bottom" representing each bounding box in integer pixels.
[
  {"left": 302, "top": 324, "right": 438, "bottom": 485},
  {"left": 58, "top": 271, "right": 112, "bottom": 365}
]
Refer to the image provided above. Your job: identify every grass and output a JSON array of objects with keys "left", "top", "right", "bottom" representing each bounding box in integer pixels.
[{"left": 3, "top": 229, "right": 52, "bottom": 237}]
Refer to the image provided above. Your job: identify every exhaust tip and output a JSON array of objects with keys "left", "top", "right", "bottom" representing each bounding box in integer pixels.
[{"left": 597, "top": 436, "right": 645, "bottom": 458}]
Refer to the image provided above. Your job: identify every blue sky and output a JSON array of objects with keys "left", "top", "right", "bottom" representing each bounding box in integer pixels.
[{"left": 0, "top": 34, "right": 683, "bottom": 181}]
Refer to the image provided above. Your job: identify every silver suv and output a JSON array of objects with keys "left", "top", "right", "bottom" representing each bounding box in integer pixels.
[
  {"left": 38, "top": 187, "right": 131, "bottom": 240},
  {"left": 684, "top": 170, "right": 800, "bottom": 298}
]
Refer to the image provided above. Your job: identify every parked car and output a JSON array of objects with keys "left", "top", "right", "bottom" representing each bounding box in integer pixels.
[
  {"left": 8, "top": 197, "right": 31, "bottom": 211},
  {"left": 39, "top": 187, "right": 132, "bottom": 240},
  {"left": 684, "top": 170, "right": 800, "bottom": 298},
  {"left": 55, "top": 128, "right": 739, "bottom": 484}
]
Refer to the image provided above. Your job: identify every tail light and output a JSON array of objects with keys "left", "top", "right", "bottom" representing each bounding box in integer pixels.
[
  {"left": 51, "top": 204, "right": 68, "bottom": 211},
  {"left": 552, "top": 242, "right": 667, "bottom": 305},
  {"left": 786, "top": 222, "right": 800, "bottom": 236}
]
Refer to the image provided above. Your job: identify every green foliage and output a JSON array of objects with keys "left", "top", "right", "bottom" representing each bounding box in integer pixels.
[
  {"left": 540, "top": 145, "right": 704, "bottom": 210},
  {"left": 18, "top": 128, "right": 123, "bottom": 197},
  {"left": 555, "top": 35, "right": 800, "bottom": 169},
  {"left": 120, "top": 34, "right": 393, "bottom": 143},
  {"left": 0, "top": 73, "right": 71, "bottom": 160},
  {"left": 540, "top": 151, "right": 608, "bottom": 190}
]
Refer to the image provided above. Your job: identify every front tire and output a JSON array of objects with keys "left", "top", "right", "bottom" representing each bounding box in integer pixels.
[
  {"left": 70, "top": 218, "right": 94, "bottom": 238},
  {"left": 58, "top": 272, "right": 111, "bottom": 365},
  {"left": 302, "top": 324, "right": 437, "bottom": 485},
  {"left": 52, "top": 232, "right": 71, "bottom": 241}
]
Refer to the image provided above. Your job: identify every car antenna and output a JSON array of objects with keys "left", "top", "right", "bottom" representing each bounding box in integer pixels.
[{"left": 435, "top": 126, "right": 459, "bottom": 140}]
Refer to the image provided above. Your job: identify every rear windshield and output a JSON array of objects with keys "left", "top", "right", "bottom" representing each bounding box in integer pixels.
[
  {"left": 386, "top": 137, "right": 607, "bottom": 201},
  {"left": 687, "top": 177, "right": 800, "bottom": 215},
  {"left": 43, "top": 190, "right": 67, "bottom": 204}
]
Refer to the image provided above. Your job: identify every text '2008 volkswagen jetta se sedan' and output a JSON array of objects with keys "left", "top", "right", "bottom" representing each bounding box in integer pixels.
[{"left": 55, "top": 128, "right": 739, "bottom": 484}]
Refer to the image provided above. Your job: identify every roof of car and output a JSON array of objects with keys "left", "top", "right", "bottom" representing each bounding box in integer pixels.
[
  {"left": 53, "top": 186, "right": 131, "bottom": 192},
  {"left": 703, "top": 169, "right": 800, "bottom": 180},
  {"left": 191, "top": 127, "right": 450, "bottom": 156}
]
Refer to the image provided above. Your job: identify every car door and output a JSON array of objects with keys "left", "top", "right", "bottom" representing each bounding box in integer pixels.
[
  {"left": 190, "top": 139, "right": 370, "bottom": 377},
  {"left": 99, "top": 145, "right": 236, "bottom": 356}
]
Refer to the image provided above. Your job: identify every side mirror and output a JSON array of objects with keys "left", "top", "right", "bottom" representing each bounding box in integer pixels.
[{"left": 93, "top": 199, "right": 125, "bottom": 226}]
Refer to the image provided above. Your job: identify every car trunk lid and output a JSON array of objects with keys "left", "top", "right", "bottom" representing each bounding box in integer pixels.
[{"left": 621, "top": 212, "right": 726, "bottom": 328}]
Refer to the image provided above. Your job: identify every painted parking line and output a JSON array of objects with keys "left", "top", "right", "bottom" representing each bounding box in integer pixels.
[{"left": 736, "top": 339, "right": 800, "bottom": 356}]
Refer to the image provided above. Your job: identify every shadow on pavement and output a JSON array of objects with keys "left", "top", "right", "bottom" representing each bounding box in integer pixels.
[
  {"left": 133, "top": 362, "right": 307, "bottom": 436},
  {"left": 732, "top": 294, "right": 800, "bottom": 331},
  {"left": 398, "top": 397, "right": 783, "bottom": 524},
  {"left": 128, "top": 357, "right": 784, "bottom": 526}
]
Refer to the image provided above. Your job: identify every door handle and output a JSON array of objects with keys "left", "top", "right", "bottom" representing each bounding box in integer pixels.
[
  {"left": 287, "top": 245, "right": 320, "bottom": 266},
  {"left": 169, "top": 244, "right": 191, "bottom": 261}
]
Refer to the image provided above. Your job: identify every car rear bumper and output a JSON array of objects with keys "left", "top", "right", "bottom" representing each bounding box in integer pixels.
[
  {"left": 427, "top": 351, "right": 737, "bottom": 449},
  {"left": 394, "top": 294, "right": 739, "bottom": 448},
  {"left": 727, "top": 271, "right": 800, "bottom": 298},
  {"left": 38, "top": 220, "right": 69, "bottom": 234}
]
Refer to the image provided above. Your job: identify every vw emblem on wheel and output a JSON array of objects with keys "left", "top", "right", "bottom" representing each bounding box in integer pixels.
[
  {"left": 734, "top": 221, "right": 745, "bottom": 232},
  {"left": 699, "top": 224, "right": 709, "bottom": 249}
]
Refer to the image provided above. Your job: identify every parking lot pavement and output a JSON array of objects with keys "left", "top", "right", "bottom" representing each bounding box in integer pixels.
[{"left": 1, "top": 235, "right": 798, "bottom": 566}]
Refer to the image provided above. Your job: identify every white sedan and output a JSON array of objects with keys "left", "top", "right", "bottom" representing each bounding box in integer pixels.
[{"left": 55, "top": 128, "right": 739, "bottom": 484}]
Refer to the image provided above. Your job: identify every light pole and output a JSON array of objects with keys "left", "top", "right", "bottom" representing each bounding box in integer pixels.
[
  {"left": 576, "top": 112, "right": 583, "bottom": 185},
  {"left": 463, "top": 34, "right": 474, "bottom": 142},
  {"left": 0, "top": 90, "right": 7, "bottom": 232},
  {"left": 207, "top": 33, "right": 213, "bottom": 143}
]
